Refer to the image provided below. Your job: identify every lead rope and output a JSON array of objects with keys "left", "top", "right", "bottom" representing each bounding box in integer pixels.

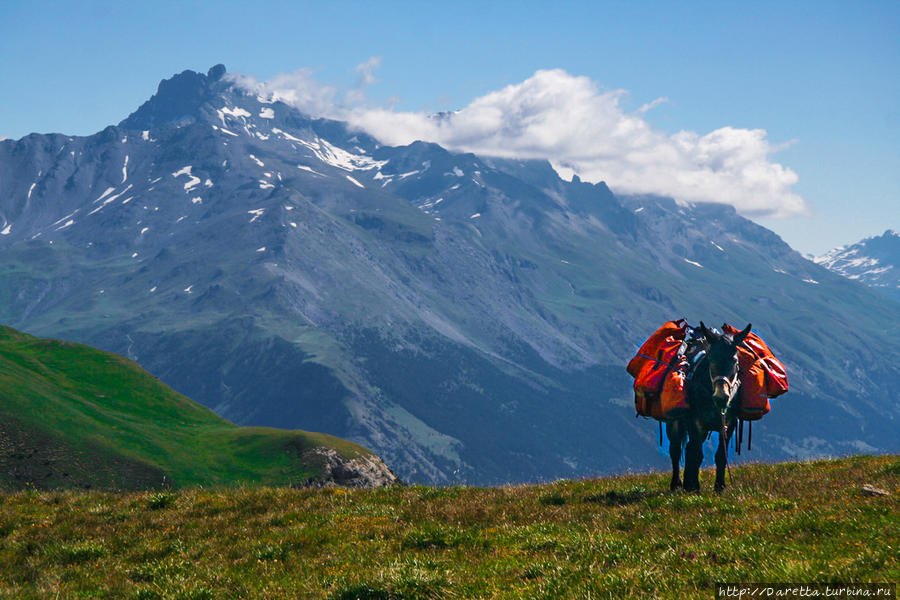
[{"left": 721, "top": 412, "right": 732, "bottom": 487}]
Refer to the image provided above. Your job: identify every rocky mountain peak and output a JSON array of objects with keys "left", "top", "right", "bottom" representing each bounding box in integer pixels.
[
  {"left": 119, "top": 65, "right": 227, "bottom": 130},
  {"left": 815, "top": 228, "right": 900, "bottom": 301},
  {"left": 207, "top": 63, "right": 227, "bottom": 81}
]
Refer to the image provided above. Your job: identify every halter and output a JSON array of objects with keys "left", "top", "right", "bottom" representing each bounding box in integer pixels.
[{"left": 711, "top": 370, "right": 741, "bottom": 407}]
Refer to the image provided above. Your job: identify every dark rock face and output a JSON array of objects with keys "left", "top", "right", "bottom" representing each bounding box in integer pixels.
[
  {"left": 1, "top": 66, "right": 899, "bottom": 485},
  {"left": 207, "top": 64, "right": 226, "bottom": 81},
  {"left": 119, "top": 69, "right": 213, "bottom": 130}
]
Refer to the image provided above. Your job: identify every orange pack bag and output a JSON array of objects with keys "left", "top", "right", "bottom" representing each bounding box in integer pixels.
[
  {"left": 723, "top": 324, "right": 788, "bottom": 420},
  {"left": 737, "top": 361, "right": 771, "bottom": 420},
  {"left": 633, "top": 387, "right": 665, "bottom": 420},
  {"left": 628, "top": 319, "right": 689, "bottom": 420},
  {"left": 627, "top": 319, "right": 687, "bottom": 378},
  {"left": 659, "top": 356, "right": 691, "bottom": 419}
]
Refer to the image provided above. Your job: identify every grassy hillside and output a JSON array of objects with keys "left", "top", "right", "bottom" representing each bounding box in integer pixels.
[
  {"left": 0, "top": 325, "right": 372, "bottom": 490},
  {"left": 0, "top": 455, "right": 896, "bottom": 599}
]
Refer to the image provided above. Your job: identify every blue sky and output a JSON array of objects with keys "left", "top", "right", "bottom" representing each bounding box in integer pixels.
[{"left": 2, "top": 0, "right": 897, "bottom": 254}]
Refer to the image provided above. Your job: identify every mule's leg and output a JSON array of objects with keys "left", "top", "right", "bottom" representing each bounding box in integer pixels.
[
  {"left": 667, "top": 421, "right": 684, "bottom": 491},
  {"left": 683, "top": 424, "right": 704, "bottom": 492},
  {"left": 714, "top": 426, "right": 731, "bottom": 493}
]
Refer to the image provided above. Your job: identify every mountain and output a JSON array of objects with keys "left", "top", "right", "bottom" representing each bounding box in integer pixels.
[
  {"left": 815, "top": 230, "right": 900, "bottom": 302},
  {"left": 1, "top": 65, "right": 899, "bottom": 484},
  {"left": 0, "top": 325, "right": 397, "bottom": 490}
]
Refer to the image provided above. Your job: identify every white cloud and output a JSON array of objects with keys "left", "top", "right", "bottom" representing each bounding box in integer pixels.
[
  {"left": 637, "top": 96, "right": 669, "bottom": 114},
  {"left": 227, "top": 68, "right": 340, "bottom": 119},
  {"left": 354, "top": 56, "right": 382, "bottom": 86},
  {"left": 230, "top": 67, "right": 807, "bottom": 218}
]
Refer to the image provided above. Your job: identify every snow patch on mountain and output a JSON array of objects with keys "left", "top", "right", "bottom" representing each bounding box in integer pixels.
[
  {"left": 815, "top": 230, "right": 900, "bottom": 298},
  {"left": 89, "top": 185, "right": 133, "bottom": 215},
  {"left": 298, "top": 164, "right": 324, "bottom": 176},
  {"left": 213, "top": 125, "right": 239, "bottom": 137},
  {"left": 295, "top": 136, "right": 386, "bottom": 172},
  {"left": 218, "top": 106, "right": 251, "bottom": 124},
  {"left": 172, "top": 166, "right": 201, "bottom": 191},
  {"left": 94, "top": 187, "right": 116, "bottom": 204},
  {"left": 272, "top": 127, "right": 302, "bottom": 142}
]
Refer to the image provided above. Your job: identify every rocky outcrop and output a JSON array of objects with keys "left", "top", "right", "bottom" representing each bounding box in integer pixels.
[{"left": 299, "top": 447, "right": 400, "bottom": 489}]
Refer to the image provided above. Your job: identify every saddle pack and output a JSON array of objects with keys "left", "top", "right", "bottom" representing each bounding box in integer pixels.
[
  {"left": 721, "top": 323, "right": 789, "bottom": 420},
  {"left": 626, "top": 319, "right": 692, "bottom": 421},
  {"left": 627, "top": 319, "right": 788, "bottom": 421}
]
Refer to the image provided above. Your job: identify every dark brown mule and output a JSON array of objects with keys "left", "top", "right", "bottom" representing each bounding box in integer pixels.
[{"left": 667, "top": 322, "right": 751, "bottom": 493}]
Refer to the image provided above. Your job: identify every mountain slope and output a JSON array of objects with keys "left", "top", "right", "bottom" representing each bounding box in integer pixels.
[
  {"left": 0, "top": 325, "right": 396, "bottom": 490},
  {"left": 1, "top": 65, "right": 899, "bottom": 484},
  {"left": 815, "top": 229, "right": 900, "bottom": 302}
]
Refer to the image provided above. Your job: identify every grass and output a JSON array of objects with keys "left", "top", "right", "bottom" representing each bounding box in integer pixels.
[
  {"left": 0, "top": 455, "right": 895, "bottom": 599},
  {"left": 0, "top": 325, "right": 372, "bottom": 491}
]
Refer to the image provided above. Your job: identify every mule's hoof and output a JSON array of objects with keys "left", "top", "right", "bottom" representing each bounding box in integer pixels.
[
  {"left": 670, "top": 479, "right": 683, "bottom": 491},
  {"left": 684, "top": 483, "right": 700, "bottom": 493},
  {"left": 714, "top": 484, "right": 726, "bottom": 494}
]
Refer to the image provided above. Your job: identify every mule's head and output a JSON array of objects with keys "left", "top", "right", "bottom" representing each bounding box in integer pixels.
[{"left": 699, "top": 321, "right": 751, "bottom": 413}]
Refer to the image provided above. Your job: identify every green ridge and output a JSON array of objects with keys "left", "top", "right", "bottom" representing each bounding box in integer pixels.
[{"left": 0, "top": 325, "right": 371, "bottom": 490}]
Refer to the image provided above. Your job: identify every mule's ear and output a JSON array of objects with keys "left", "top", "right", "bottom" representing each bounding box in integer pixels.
[
  {"left": 699, "top": 321, "right": 717, "bottom": 342},
  {"left": 733, "top": 323, "right": 752, "bottom": 346}
]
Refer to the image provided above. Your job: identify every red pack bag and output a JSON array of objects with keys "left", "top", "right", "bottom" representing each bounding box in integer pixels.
[
  {"left": 627, "top": 319, "right": 687, "bottom": 378},
  {"left": 737, "top": 361, "right": 771, "bottom": 420},
  {"left": 723, "top": 324, "right": 788, "bottom": 420},
  {"left": 634, "top": 387, "right": 665, "bottom": 420},
  {"left": 633, "top": 336, "right": 682, "bottom": 394},
  {"left": 628, "top": 319, "right": 688, "bottom": 420},
  {"left": 659, "top": 356, "right": 691, "bottom": 419}
]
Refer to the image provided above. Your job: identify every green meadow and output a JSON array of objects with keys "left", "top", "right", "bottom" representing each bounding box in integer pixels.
[{"left": 0, "top": 455, "right": 896, "bottom": 599}]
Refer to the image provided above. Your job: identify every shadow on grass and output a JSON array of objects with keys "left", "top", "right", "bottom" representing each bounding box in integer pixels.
[
  {"left": 334, "top": 586, "right": 399, "bottom": 600},
  {"left": 582, "top": 486, "right": 666, "bottom": 506}
]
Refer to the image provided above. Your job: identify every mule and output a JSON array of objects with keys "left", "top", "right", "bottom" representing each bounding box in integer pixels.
[{"left": 666, "top": 322, "right": 752, "bottom": 493}]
